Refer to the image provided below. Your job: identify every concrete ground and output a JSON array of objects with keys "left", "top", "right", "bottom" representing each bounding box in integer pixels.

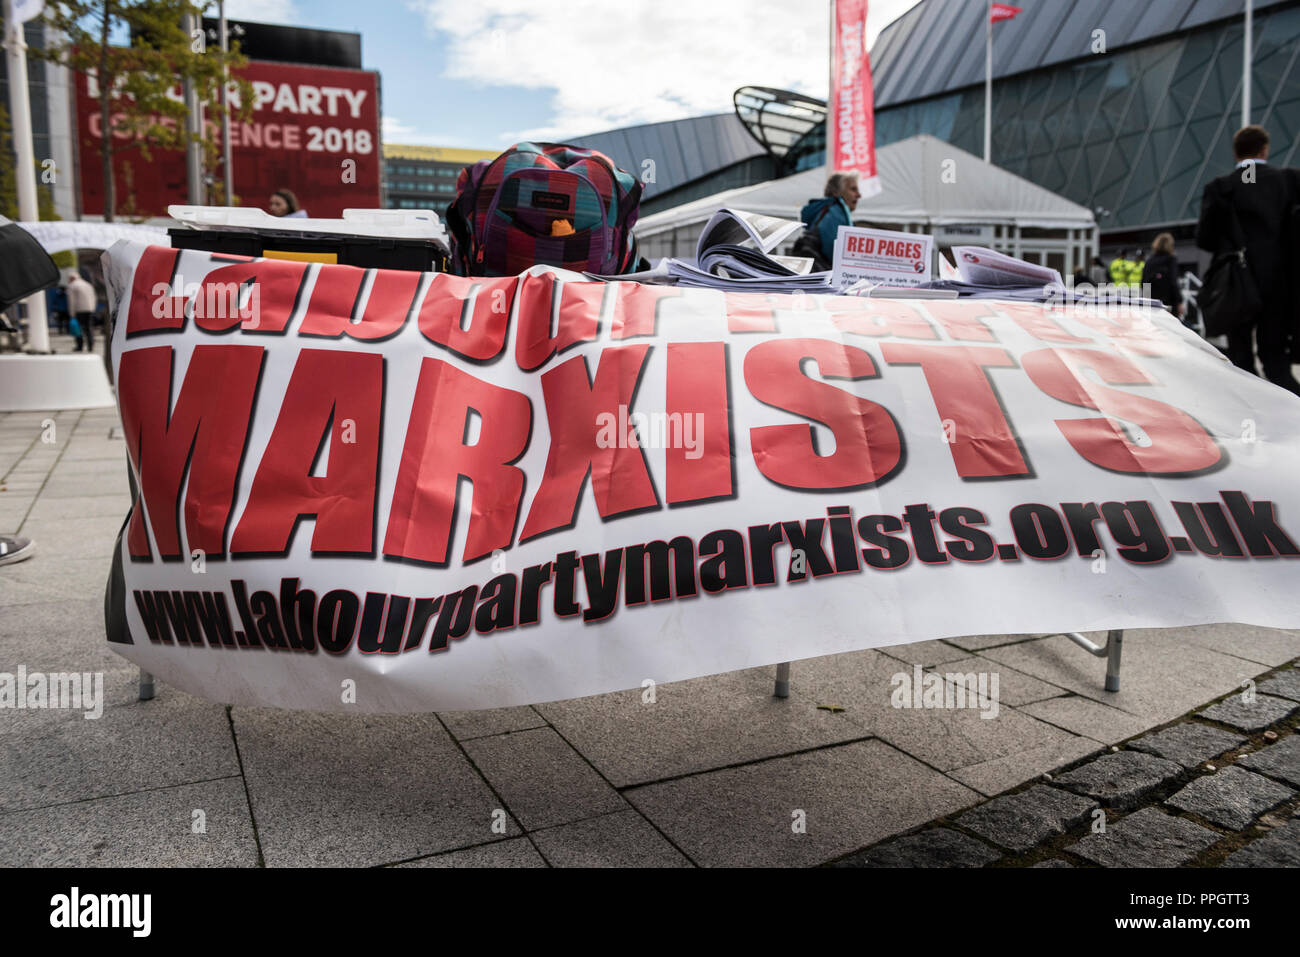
[{"left": 3, "top": 347, "right": 1298, "bottom": 866}]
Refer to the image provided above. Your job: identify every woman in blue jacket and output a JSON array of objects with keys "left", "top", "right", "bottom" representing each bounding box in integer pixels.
[{"left": 797, "top": 173, "right": 861, "bottom": 270}]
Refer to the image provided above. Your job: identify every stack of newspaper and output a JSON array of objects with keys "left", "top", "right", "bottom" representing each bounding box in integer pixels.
[
  {"left": 592, "top": 209, "right": 834, "bottom": 292},
  {"left": 915, "top": 246, "right": 1162, "bottom": 306}
]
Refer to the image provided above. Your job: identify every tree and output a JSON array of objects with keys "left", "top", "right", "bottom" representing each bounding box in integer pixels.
[
  {"left": 34, "top": 1, "right": 250, "bottom": 221},
  {"left": 1, "top": 104, "right": 75, "bottom": 266},
  {"left": 0, "top": 102, "right": 58, "bottom": 218},
  {"left": 0, "top": 101, "right": 15, "bottom": 219}
]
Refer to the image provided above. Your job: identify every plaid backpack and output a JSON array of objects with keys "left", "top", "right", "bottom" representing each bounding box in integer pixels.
[{"left": 446, "top": 142, "right": 642, "bottom": 277}]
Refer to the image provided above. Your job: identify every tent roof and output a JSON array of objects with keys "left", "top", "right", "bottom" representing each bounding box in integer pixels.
[{"left": 636, "top": 135, "right": 1096, "bottom": 235}]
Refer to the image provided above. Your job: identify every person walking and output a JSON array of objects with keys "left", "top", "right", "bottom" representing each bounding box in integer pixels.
[
  {"left": 1088, "top": 255, "right": 1107, "bottom": 286},
  {"left": 796, "top": 173, "right": 860, "bottom": 270},
  {"left": 1196, "top": 124, "right": 1300, "bottom": 394},
  {"left": 65, "top": 271, "right": 97, "bottom": 353},
  {"left": 1143, "top": 233, "right": 1181, "bottom": 316}
]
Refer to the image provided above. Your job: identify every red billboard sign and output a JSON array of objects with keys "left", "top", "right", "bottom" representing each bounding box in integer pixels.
[{"left": 77, "top": 60, "right": 381, "bottom": 218}]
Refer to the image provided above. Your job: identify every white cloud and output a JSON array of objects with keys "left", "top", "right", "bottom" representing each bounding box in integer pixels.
[
  {"left": 383, "top": 116, "right": 417, "bottom": 136},
  {"left": 409, "top": 0, "right": 919, "bottom": 141},
  {"left": 220, "top": 0, "right": 300, "bottom": 25}
]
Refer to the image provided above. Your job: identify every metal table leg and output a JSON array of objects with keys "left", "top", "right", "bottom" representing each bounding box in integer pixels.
[
  {"left": 774, "top": 661, "right": 791, "bottom": 698},
  {"left": 1063, "top": 629, "right": 1124, "bottom": 692},
  {"left": 138, "top": 668, "right": 155, "bottom": 701}
]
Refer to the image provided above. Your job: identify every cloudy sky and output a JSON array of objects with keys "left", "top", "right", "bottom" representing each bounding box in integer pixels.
[{"left": 222, "top": 0, "right": 922, "bottom": 148}]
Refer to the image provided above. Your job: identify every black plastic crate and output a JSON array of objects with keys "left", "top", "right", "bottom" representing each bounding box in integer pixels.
[{"left": 167, "top": 227, "right": 450, "bottom": 273}]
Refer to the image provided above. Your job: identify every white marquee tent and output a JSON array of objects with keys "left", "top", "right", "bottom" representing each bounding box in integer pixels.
[{"left": 635, "top": 135, "right": 1098, "bottom": 276}]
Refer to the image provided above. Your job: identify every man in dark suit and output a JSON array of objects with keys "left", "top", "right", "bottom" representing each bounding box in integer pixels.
[{"left": 1196, "top": 125, "right": 1299, "bottom": 394}]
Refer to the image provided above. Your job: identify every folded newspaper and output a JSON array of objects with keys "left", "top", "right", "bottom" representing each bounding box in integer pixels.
[
  {"left": 922, "top": 246, "right": 1163, "bottom": 306},
  {"left": 591, "top": 208, "right": 832, "bottom": 291}
]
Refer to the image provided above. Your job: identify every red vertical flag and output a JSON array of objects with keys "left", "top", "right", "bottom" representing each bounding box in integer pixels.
[
  {"left": 990, "top": 3, "right": 1022, "bottom": 22},
  {"left": 829, "top": 0, "right": 881, "bottom": 196}
]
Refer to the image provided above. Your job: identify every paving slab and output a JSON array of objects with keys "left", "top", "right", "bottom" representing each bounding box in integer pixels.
[
  {"left": 1053, "top": 751, "right": 1185, "bottom": 810},
  {"left": 14, "top": 517, "right": 127, "bottom": 561},
  {"left": 0, "top": 502, "right": 31, "bottom": 529},
  {"left": 461, "top": 727, "right": 627, "bottom": 831},
  {"left": 1067, "top": 808, "right": 1221, "bottom": 867},
  {"left": 927, "top": 656, "right": 1067, "bottom": 707},
  {"left": 979, "top": 629, "right": 1275, "bottom": 724},
  {"left": 1165, "top": 766, "right": 1294, "bottom": 830},
  {"left": 395, "top": 838, "right": 547, "bottom": 868},
  {"left": 626, "top": 739, "right": 980, "bottom": 868},
  {"left": 59, "top": 442, "right": 128, "bottom": 462},
  {"left": 0, "top": 777, "right": 256, "bottom": 866},
  {"left": 1220, "top": 820, "right": 1300, "bottom": 868},
  {"left": 1197, "top": 694, "right": 1299, "bottom": 732},
  {"left": 0, "top": 574, "right": 69, "bottom": 608},
  {"left": 1237, "top": 735, "right": 1300, "bottom": 787},
  {"left": 1128, "top": 722, "right": 1248, "bottom": 769},
  {"left": 876, "top": 639, "right": 970, "bottom": 668},
  {"left": 232, "top": 708, "right": 520, "bottom": 867},
  {"left": 530, "top": 809, "right": 692, "bottom": 867},
  {"left": 833, "top": 828, "right": 1000, "bottom": 867},
  {"left": 45, "top": 457, "right": 130, "bottom": 477},
  {"left": 943, "top": 633, "right": 1046, "bottom": 653},
  {"left": 790, "top": 649, "right": 1086, "bottom": 775},
  {"left": 1174, "top": 624, "right": 1300, "bottom": 668},
  {"left": 954, "top": 784, "right": 1098, "bottom": 852},
  {"left": 1255, "top": 668, "right": 1300, "bottom": 703},
  {"left": 0, "top": 670, "right": 239, "bottom": 813},
  {"left": 25, "top": 492, "right": 129, "bottom": 522},
  {"left": 0, "top": 597, "right": 128, "bottom": 674},
  {"left": 948, "top": 734, "right": 1101, "bottom": 797},
  {"left": 535, "top": 661, "right": 869, "bottom": 788},
  {"left": 437, "top": 705, "right": 548, "bottom": 741},
  {"left": 0, "top": 558, "right": 112, "bottom": 608},
  {"left": 1018, "top": 694, "right": 1149, "bottom": 742}
]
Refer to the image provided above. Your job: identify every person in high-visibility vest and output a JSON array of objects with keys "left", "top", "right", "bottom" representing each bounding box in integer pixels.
[
  {"left": 1125, "top": 251, "right": 1145, "bottom": 290},
  {"left": 1108, "top": 250, "right": 1131, "bottom": 288}
]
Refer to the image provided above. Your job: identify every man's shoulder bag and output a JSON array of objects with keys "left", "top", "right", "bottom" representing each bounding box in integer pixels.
[{"left": 1199, "top": 186, "right": 1262, "bottom": 338}]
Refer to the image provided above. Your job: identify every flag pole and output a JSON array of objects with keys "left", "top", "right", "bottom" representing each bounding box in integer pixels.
[
  {"left": 984, "top": 0, "right": 992, "bottom": 163},
  {"left": 827, "top": 0, "right": 835, "bottom": 180},
  {"left": 220, "top": 0, "right": 233, "bottom": 206},
  {"left": 1242, "top": 0, "right": 1253, "bottom": 127}
]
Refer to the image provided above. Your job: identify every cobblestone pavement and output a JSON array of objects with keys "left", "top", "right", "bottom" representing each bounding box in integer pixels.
[
  {"left": 2, "top": 400, "right": 1299, "bottom": 867},
  {"left": 831, "top": 664, "right": 1300, "bottom": 867}
]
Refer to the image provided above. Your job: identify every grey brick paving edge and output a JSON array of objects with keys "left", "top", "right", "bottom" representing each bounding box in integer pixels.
[
  {"left": 1067, "top": 808, "right": 1221, "bottom": 868},
  {"left": 832, "top": 828, "right": 1001, "bottom": 868},
  {"left": 1053, "top": 751, "right": 1186, "bottom": 811},
  {"left": 1164, "top": 767, "right": 1295, "bottom": 830},
  {"left": 954, "top": 785, "right": 1098, "bottom": 852},
  {"left": 1128, "top": 723, "right": 1246, "bottom": 769}
]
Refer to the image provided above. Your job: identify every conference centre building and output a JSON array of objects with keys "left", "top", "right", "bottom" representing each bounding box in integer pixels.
[{"left": 569, "top": 0, "right": 1297, "bottom": 269}]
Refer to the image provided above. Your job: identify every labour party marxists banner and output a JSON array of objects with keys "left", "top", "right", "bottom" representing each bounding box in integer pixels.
[
  {"left": 101, "top": 242, "right": 1300, "bottom": 712},
  {"left": 830, "top": 0, "right": 880, "bottom": 196}
]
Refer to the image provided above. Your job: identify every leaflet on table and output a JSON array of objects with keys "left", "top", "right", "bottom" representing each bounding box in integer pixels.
[
  {"left": 952, "top": 245, "right": 1063, "bottom": 288},
  {"left": 831, "top": 226, "right": 933, "bottom": 289}
]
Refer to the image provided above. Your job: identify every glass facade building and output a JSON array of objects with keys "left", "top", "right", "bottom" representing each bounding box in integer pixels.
[{"left": 382, "top": 145, "right": 498, "bottom": 215}]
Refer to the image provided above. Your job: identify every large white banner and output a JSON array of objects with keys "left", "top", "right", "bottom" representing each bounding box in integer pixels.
[{"left": 101, "top": 241, "right": 1300, "bottom": 712}]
